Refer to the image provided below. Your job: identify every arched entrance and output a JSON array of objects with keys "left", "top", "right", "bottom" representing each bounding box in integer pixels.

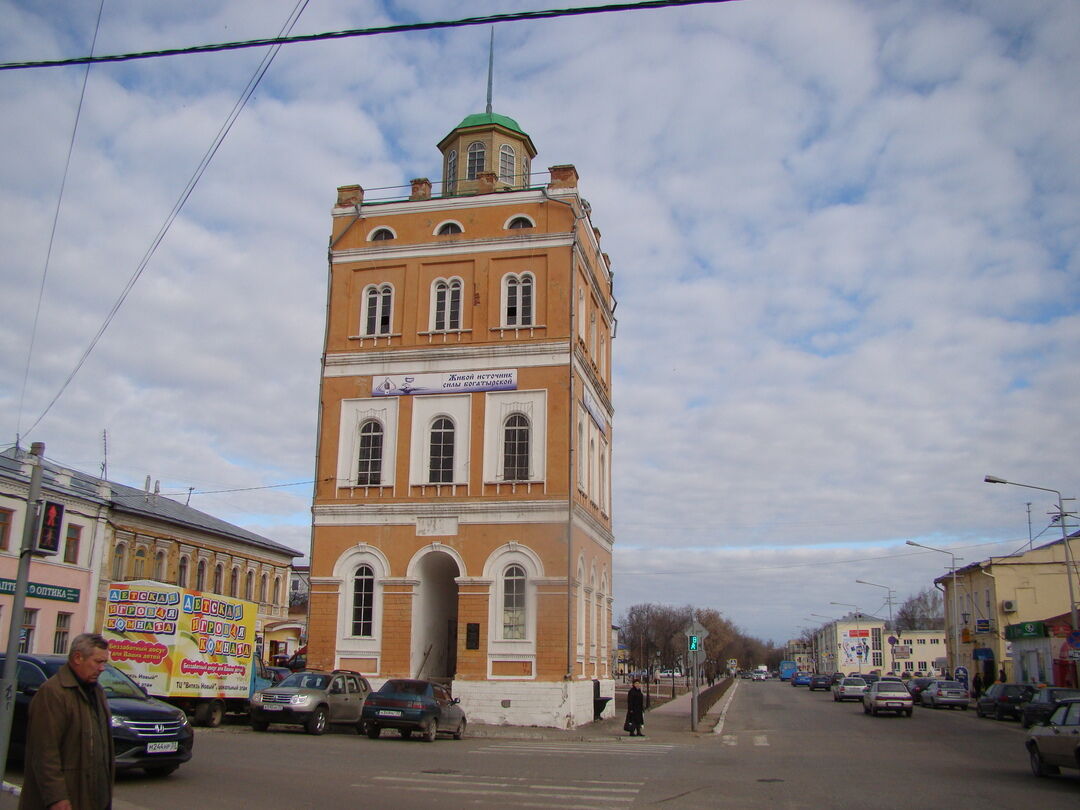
[{"left": 411, "top": 551, "right": 460, "bottom": 680}]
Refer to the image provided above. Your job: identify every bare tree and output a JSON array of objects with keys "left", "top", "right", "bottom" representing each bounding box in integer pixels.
[{"left": 895, "top": 586, "right": 944, "bottom": 631}]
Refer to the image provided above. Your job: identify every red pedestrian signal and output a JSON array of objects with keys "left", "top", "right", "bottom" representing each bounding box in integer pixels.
[{"left": 35, "top": 501, "right": 65, "bottom": 555}]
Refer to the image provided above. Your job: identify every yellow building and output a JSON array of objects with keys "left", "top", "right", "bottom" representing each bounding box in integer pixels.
[
  {"left": 307, "top": 109, "right": 616, "bottom": 726},
  {"left": 938, "top": 534, "right": 1080, "bottom": 687}
]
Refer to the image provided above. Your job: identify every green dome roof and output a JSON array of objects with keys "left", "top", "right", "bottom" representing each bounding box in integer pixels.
[{"left": 454, "top": 112, "right": 525, "bottom": 135}]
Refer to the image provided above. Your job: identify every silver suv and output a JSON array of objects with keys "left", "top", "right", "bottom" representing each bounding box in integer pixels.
[{"left": 250, "top": 670, "right": 370, "bottom": 735}]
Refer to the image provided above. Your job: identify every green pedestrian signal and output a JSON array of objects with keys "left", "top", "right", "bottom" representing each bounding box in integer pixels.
[{"left": 688, "top": 634, "right": 700, "bottom": 651}]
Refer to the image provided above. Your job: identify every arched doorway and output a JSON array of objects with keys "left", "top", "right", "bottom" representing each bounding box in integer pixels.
[{"left": 411, "top": 551, "right": 460, "bottom": 680}]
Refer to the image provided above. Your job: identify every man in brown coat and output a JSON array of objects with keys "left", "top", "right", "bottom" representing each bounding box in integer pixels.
[{"left": 19, "top": 633, "right": 114, "bottom": 810}]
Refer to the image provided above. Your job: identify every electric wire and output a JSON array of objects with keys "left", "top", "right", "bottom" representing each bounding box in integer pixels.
[
  {"left": 15, "top": 0, "right": 105, "bottom": 443},
  {"left": 20, "top": 0, "right": 311, "bottom": 439},
  {"left": 0, "top": 1, "right": 738, "bottom": 72}
]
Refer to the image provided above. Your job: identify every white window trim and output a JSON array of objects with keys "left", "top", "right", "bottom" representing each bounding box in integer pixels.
[
  {"left": 333, "top": 544, "right": 391, "bottom": 661},
  {"left": 499, "top": 144, "right": 516, "bottom": 184},
  {"left": 484, "top": 544, "right": 542, "bottom": 675},
  {"left": 432, "top": 220, "right": 464, "bottom": 236},
  {"left": 428, "top": 276, "right": 464, "bottom": 332},
  {"left": 500, "top": 271, "right": 535, "bottom": 327},
  {"left": 409, "top": 394, "right": 471, "bottom": 485},
  {"left": 360, "top": 283, "right": 394, "bottom": 336},
  {"left": 503, "top": 214, "right": 536, "bottom": 230},
  {"left": 366, "top": 226, "right": 398, "bottom": 241},
  {"left": 483, "top": 390, "right": 546, "bottom": 483},
  {"left": 337, "top": 398, "right": 398, "bottom": 488}
]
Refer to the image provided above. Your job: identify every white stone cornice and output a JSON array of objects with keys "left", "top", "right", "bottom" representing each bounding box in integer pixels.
[
  {"left": 332, "top": 188, "right": 573, "bottom": 219},
  {"left": 313, "top": 499, "right": 571, "bottom": 527},
  {"left": 324, "top": 341, "right": 570, "bottom": 378}
]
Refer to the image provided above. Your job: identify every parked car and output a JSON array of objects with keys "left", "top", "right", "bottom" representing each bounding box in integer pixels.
[
  {"left": 791, "top": 671, "right": 813, "bottom": 686},
  {"left": 808, "top": 674, "right": 832, "bottom": 691},
  {"left": 907, "top": 677, "right": 935, "bottom": 700},
  {"left": 920, "top": 680, "right": 969, "bottom": 710},
  {"left": 862, "top": 681, "right": 914, "bottom": 717},
  {"left": 829, "top": 672, "right": 846, "bottom": 685},
  {"left": 250, "top": 669, "right": 370, "bottom": 735},
  {"left": 362, "top": 679, "right": 466, "bottom": 742},
  {"left": 1026, "top": 698, "right": 1080, "bottom": 777},
  {"left": 833, "top": 677, "right": 868, "bottom": 702},
  {"left": 976, "top": 683, "right": 1038, "bottom": 721},
  {"left": 1020, "top": 687, "right": 1080, "bottom": 729},
  {"left": 861, "top": 673, "right": 881, "bottom": 685},
  {"left": 0, "top": 653, "right": 193, "bottom": 777}
]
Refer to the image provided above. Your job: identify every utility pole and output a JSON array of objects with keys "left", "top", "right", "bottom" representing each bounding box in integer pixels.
[{"left": 0, "top": 441, "right": 46, "bottom": 773}]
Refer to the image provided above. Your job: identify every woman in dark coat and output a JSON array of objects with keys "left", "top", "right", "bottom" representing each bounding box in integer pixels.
[{"left": 626, "top": 679, "right": 645, "bottom": 737}]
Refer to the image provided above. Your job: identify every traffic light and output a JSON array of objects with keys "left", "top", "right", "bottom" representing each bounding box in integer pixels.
[
  {"left": 35, "top": 501, "right": 65, "bottom": 556},
  {"left": 688, "top": 634, "right": 700, "bottom": 652}
]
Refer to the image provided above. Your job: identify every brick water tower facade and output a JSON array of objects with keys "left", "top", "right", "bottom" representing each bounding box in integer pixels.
[{"left": 306, "top": 110, "right": 616, "bottom": 727}]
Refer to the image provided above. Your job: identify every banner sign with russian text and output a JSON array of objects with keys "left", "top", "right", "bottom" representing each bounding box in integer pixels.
[{"left": 372, "top": 369, "right": 517, "bottom": 397}]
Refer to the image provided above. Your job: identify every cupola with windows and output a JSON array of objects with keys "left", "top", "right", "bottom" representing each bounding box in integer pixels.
[{"left": 437, "top": 111, "right": 538, "bottom": 197}]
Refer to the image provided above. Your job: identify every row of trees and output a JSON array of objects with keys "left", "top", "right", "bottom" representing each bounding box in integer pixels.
[{"left": 619, "top": 603, "right": 784, "bottom": 676}]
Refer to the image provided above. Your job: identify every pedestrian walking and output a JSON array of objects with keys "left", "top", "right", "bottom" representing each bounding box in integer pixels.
[
  {"left": 971, "top": 672, "right": 983, "bottom": 700},
  {"left": 625, "top": 678, "right": 645, "bottom": 737},
  {"left": 19, "top": 633, "right": 114, "bottom": 810}
]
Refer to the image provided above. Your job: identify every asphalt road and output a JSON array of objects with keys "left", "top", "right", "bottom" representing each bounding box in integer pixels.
[{"left": 4, "top": 680, "right": 1076, "bottom": 809}]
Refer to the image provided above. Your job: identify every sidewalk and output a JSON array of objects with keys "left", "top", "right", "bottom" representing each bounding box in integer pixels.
[{"left": 467, "top": 681, "right": 735, "bottom": 743}]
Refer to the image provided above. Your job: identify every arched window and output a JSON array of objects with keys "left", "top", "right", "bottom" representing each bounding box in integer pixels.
[
  {"left": 230, "top": 567, "right": 240, "bottom": 597},
  {"left": 133, "top": 548, "right": 146, "bottom": 579},
  {"left": 196, "top": 560, "right": 206, "bottom": 592},
  {"left": 274, "top": 575, "right": 283, "bottom": 605},
  {"left": 153, "top": 550, "right": 166, "bottom": 581},
  {"left": 112, "top": 545, "right": 125, "bottom": 581},
  {"left": 444, "top": 149, "right": 457, "bottom": 195},
  {"left": 499, "top": 144, "right": 515, "bottom": 184},
  {"left": 503, "top": 564, "right": 526, "bottom": 639},
  {"left": 508, "top": 216, "right": 533, "bottom": 230},
  {"left": 428, "top": 417, "right": 455, "bottom": 483},
  {"left": 505, "top": 273, "right": 534, "bottom": 326},
  {"left": 466, "top": 141, "right": 485, "bottom": 180},
  {"left": 432, "top": 278, "right": 462, "bottom": 331},
  {"left": 503, "top": 413, "right": 530, "bottom": 481},
  {"left": 437, "top": 222, "right": 462, "bottom": 235},
  {"left": 357, "top": 419, "right": 384, "bottom": 486},
  {"left": 352, "top": 565, "right": 375, "bottom": 636},
  {"left": 259, "top": 573, "right": 268, "bottom": 603},
  {"left": 245, "top": 570, "right": 254, "bottom": 601},
  {"left": 370, "top": 227, "right": 394, "bottom": 241},
  {"left": 214, "top": 564, "right": 224, "bottom": 595},
  {"left": 363, "top": 284, "right": 393, "bottom": 336},
  {"left": 521, "top": 156, "right": 531, "bottom": 186},
  {"left": 177, "top": 556, "right": 189, "bottom": 588},
  {"left": 599, "top": 452, "right": 607, "bottom": 511}
]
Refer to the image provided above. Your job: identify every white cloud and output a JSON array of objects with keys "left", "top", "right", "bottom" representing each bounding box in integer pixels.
[{"left": 2, "top": 0, "right": 1078, "bottom": 642}]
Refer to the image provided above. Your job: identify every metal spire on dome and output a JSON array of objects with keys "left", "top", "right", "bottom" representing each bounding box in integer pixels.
[{"left": 485, "top": 27, "right": 494, "bottom": 114}]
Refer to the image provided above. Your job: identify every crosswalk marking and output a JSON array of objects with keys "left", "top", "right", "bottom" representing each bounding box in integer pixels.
[
  {"left": 353, "top": 772, "right": 645, "bottom": 810},
  {"left": 718, "top": 733, "right": 770, "bottom": 747},
  {"left": 469, "top": 741, "right": 675, "bottom": 757},
  {"left": 754, "top": 734, "right": 770, "bottom": 746}
]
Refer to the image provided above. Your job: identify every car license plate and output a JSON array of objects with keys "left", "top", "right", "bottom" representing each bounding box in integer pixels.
[
  {"left": 146, "top": 742, "right": 178, "bottom": 754},
  {"left": 886, "top": 702, "right": 902, "bottom": 707},
  {"left": 263, "top": 705, "right": 283, "bottom": 711},
  {"left": 377, "top": 710, "right": 401, "bottom": 718}
]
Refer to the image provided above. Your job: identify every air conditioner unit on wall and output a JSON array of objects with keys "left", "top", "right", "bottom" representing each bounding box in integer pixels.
[{"left": 1001, "top": 599, "right": 1017, "bottom": 612}]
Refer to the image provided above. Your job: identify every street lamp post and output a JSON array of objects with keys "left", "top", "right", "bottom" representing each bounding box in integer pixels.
[
  {"left": 831, "top": 602, "right": 863, "bottom": 673},
  {"left": 984, "top": 475, "right": 1079, "bottom": 682},
  {"left": 857, "top": 579, "right": 897, "bottom": 673},
  {"left": 906, "top": 540, "right": 961, "bottom": 676}
]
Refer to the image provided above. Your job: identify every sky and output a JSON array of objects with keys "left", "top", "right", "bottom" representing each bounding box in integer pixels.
[{"left": 2, "top": 0, "right": 1078, "bottom": 644}]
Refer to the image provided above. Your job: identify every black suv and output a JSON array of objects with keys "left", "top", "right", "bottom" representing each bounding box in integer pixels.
[{"left": 1, "top": 653, "right": 194, "bottom": 777}]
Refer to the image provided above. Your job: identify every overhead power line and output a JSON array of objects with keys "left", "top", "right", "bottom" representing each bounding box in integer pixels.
[{"left": 0, "top": 0, "right": 738, "bottom": 71}]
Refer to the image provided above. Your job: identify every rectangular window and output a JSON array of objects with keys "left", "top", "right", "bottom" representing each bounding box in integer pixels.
[
  {"left": 904, "top": 661, "right": 915, "bottom": 672},
  {"left": 64, "top": 525, "right": 81, "bottom": 564},
  {"left": 53, "top": 612, "right": 72, "bottom": 654},
  {"left": 0, "top": 507, "right": 12, "bottom": 551},
  {"left": 917, "top": 638, "right": 926, "bottom": 644},
  {"left": 918, "top": 661, "right": 927, "bottom": 671},
  {"left": 20, "top": 608, "right": 38, "bottom": 653},
  {"left": 871, "top": 627, "right": 882, "bottom": 651},
  {"left": 872, "top": 652, "right": 882, "bottom": 667}
]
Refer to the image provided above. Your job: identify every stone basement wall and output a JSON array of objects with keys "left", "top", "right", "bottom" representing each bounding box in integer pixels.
[{"left": 453, "top": 679, "right": 617, "bottom": 728}]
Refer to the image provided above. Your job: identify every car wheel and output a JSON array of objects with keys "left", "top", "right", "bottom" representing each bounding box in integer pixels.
[
  {"left": 453, "top": 718, "right": 466, "bottom": 740},
  {"left": 144, "top": 764, "right": 179, "bottom": 778},
  {"left": 194, "top": 699, "right": 225, "bottom": 728},
  {"left": 871, "top": 707, "right": 879, "bottom": 717},
  {"left": 424, "top": 719, "right": 438, "bottom": 743},
  {"left": 400, "top": 729, "right": 413, "bottom": 739},
  {"left": 863, "top": 703, "right": 870, "bottom": 714},
  {"left": 961, "top": 705, "right": 968, "bottom": 711},
  {"left": 366, "top": 724, "right": 381, "bottom": 739},
  {"left": 251, "top": 720, "right": 269, "bottom": 732},
  {"left": 976, "top": 704, "right": 984, "bottom": 718},
  {"left": 905, "top": 709, "right": 912, "bottom": 717},
  {"left": 306, "top": 706, "right": 328, "bottom": 736},
  {"left": 1028, "top": 745, "right": 1059, "bottom": 777},
  {"left": 994, "top": 706, "right": 1004, "bottom": 721},
  {"left": 1021, "top": 716, "right": 1031, "bottom": 729}
]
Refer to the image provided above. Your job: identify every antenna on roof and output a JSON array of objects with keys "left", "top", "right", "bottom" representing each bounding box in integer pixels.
[{"left": 485, "top": 27, "right": 494, "bottom": 114}]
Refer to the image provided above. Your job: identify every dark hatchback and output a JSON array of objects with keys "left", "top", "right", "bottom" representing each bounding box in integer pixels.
[
  {"left": 976, "top": 682, "right": 1038, "bottom": 721},
  {"left": 1, "top": 653, "right": 193, "bottom": 777},
  {"left": 1020, "top": 687, "right": 1080, "bottom": 729},
  {"left": 808, "top": 674, "right": 832, "bottom": 691},
  {"left": 362, "top": 679, "right": 466, "bottom": 742}
]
